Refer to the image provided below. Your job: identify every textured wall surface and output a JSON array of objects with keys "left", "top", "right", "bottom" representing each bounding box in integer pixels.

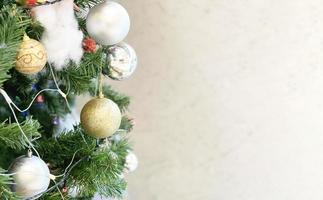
[{"left": 86, "top": 0, "right": 323, "bottom": 199}]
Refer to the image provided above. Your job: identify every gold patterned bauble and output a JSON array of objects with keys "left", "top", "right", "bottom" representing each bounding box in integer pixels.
[
  {"left": 15, "top": 34, "right": 47, "bottom": 75},
  {"left": 81, "top": 97, "right": 122, "bottom": 139}
]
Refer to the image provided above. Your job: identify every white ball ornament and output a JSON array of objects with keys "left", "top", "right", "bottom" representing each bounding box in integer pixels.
[
  {"left": 124, "top": 151, "right": 138, "bottom": 173},
  {"left": 86, "top": 1, "right": 130, "bottom": 45},
  {"left": 8, "top": 153, "right": 53, "bottom": 199}
]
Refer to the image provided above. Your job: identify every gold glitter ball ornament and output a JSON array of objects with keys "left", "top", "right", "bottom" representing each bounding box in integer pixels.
[
  {"left": 81, "top": 97, "right": 122, "bottom": 139},
  {"left": 15, "top": 34, "right": 47, "bottom": 75}
]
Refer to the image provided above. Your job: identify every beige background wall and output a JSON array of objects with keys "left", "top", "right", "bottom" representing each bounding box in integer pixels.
[{"left": 86, "top": 0, "right": 323, "bottom": 199}]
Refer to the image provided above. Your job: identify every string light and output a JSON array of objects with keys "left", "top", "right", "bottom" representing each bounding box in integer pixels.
[
  {"left": 0, "top": 89, "right": 41, "bottom": 158},
  {"left": 0, "top": 62, "right": 77, "bottom": 200}
]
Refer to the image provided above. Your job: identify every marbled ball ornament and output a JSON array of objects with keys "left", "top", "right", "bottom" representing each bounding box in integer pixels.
[
  {"left": 15, "top": 34, "right": 47, "bottom": 75},
  {"left": 81, "top": 97, "right": 122, "bottom": 138},
  {"left": 86, "top": 1, "right": 130, "bottom": 45},
  {"left": 8, "top": 155, "right": 52, "bottom": 198},
  {"left": 103, "top": 42, "right": 137, "bottom": 80}
]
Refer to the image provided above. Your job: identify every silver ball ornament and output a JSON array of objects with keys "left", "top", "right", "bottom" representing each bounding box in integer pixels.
[
  {"left": 86, "top": 1, "right": 130, "bottom": 45},
  {"left": 9, "top": 155, "right": 52, "bottom": 199},
  {"left": 103, "top": 42, "right": 137, "bottom": 80}
]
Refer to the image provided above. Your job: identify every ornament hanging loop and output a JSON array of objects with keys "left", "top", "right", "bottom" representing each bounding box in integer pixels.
[
  {"left": 98, "top": 54, "right": 105, "bottom": 98},
  {"left": 23, "top": 33, "right": 29, "bottom": 41},
  {"left": 27, "top": 149, "right": 32, "bottom": 158},
  {"left": 98, "top": 74, "right": 104, "bottom": 99}
]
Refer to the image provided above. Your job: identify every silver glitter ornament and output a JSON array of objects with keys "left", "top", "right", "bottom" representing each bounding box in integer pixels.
[
  {"left": 8, "top": 152, "right": 53, "bottom": 199},
  {"left": 103, "top": 42, "right": 137, "bottom": 80}
]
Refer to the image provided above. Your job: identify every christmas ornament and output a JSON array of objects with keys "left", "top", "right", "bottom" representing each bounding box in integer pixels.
[
  {"left": 35, "top": 94, "right": 45, "bottom": 103},
  {"left": 86, "top": 1, "right": 130, "bottom": 45},
  {"left": 26, "top": 0, "right": 37, "bottom": 6},
  {"left": 81, "top": 97, "right": 121, "bottom": 139},
  {"left": 44, "top": 80, "right": 56, "bottom": 88},
  {"left": 32, "top": 0, "right": 84, "bottom": 69},
  {"left": 15, "top": 34, "right": 47, "bottom": 75},
  {"left": 16, "top": 0, "right": 35, "bottom": 6},
  {"left": 16, "top": 0, "right": 46, "bottom": 6},
  {"left": 103, "top": 42, "right": 137, "bottom": 80},
  {"left": 68, "top": 186, "right": 80, "bottom": 198},
  {"left": 22, "top": 111, "right": 30, "bottom": 117},
  {"left": 124, "top": 151, "right": 138, "bottom": 173},
  {"left": 52, "top": 116, "right": 59, "bottom": 125},
  {"left": 62, "top": 186, "right": 68, "bottom": 193},
  {"left": 83, "top": 38, "right": 97, "bottom": 53},
  {"left": 8, "top": 153, "right": 54, "bottom": 198},
  {"left": 54, "top": 107, "right": 79, "bottom": 137},
  {"left": 31, "top": 83, "right": 38, "bottom": 91}
]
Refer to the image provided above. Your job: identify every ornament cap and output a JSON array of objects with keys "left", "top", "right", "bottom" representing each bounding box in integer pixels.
[
  {"left": 49, "top": 174, "right": 56, "bottom": 180},
  {"left": 27, "top": 149, "right": 33, "bottom": 158},
  {"left": 98, "top": 92, "right": 104, "bottom": 98},
  {"left": 23, "top": 34, "right": 30, "bottom": 41}
]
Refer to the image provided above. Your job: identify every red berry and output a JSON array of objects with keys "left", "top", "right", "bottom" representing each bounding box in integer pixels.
[
  {"left": 35, "top": 95, "right": 44, "bottom": 103},
  {"left": 26, "top": 0, "right": 37, "bottom": 6},
  {"left": 62, "top": 187, "right": 68, "bottom": 193},
  {"left": 83, "top": 38, "right": 97, "bottom": 53}
]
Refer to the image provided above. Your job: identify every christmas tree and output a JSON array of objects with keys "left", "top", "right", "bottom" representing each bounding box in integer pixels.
[{"left": 0, "top": 0, "right": 138, "bottom": 199}]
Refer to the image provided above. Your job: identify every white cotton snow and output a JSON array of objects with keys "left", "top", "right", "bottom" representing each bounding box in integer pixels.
[{"left": 33, "top": 0, "right": 84, "bottom": 69}]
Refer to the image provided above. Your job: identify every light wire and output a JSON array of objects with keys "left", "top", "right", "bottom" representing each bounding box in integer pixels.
[{"left": 0, "top": 89, "right": 40, "bottom": 158}]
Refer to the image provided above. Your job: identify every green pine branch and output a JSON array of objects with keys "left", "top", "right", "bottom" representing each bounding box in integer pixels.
[
  {"left": 55, "top": 49, "right": 104, "bottom": 95},
  {"left": 120, "top": 116, "right": 134, "bottom": 132},
  {"left": 69, "top": 138, "right": 129, "bottom": 198},
  {"left": 37, "top": 127, "right": 95, "bottom": 170},
  {"left": 0, "top": 168, "right": 18, "bottom": 200},
  {"left": 37, "top": 127, "right": 130, "bottom": 199},
  {"left": 0, "top": 1, "right": 16, "bottom": 8},
  {"left": 0, "top": 118, "right": 41, "bottom": 150},
  {"left": 89, "top": 85, "right": 131, "bottom": 113}
]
